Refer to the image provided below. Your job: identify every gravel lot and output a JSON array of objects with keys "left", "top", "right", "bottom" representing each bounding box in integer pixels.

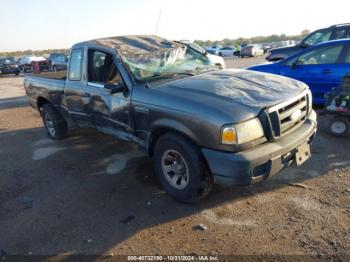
[{"left": 0, "top": 56, "right": 349, "bottom": 257}]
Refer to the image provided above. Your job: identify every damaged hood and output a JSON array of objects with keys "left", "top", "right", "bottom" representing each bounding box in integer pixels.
[{"left": 156, "top": 69, "right": 307, "bottom": 123}]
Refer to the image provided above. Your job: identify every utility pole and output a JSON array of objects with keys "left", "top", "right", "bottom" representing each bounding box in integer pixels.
[{"left": 155, "top": 6, "right": 163, "bottom": 35}]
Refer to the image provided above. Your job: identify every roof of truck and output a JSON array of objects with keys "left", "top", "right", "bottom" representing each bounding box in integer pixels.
[{"left": 73, "top": 35, "right": 183, "bottom": 57}]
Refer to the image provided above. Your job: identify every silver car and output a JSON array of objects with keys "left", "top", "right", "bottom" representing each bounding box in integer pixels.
[{"left": 241, "top": 44, "right": 264, "bottom": 57}]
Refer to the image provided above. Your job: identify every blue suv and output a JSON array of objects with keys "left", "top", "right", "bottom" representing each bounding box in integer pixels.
[{"left": 266, "top": 23, "right": 350, "bottom": 61}]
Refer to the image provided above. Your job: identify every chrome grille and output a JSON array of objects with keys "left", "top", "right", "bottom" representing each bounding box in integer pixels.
[
  {"left": 279, "top": 96, "right": 307, "bottom": 134},
  {"left": 266, "top": 91, "right": 310, "bottom": 139}
]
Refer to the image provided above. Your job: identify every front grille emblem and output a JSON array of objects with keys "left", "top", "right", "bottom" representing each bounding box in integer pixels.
[{"left": 290, "top": 109, "right": 302, "bottom": 122}]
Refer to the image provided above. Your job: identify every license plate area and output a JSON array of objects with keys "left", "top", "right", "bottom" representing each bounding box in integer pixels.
[{"left": 295, "top": 142, "right": 311, "bottom": 167}]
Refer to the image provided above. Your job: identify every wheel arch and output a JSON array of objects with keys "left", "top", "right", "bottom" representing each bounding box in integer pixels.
[
  {"left": 37, "top": 96, "right": 50, "bottom": 111},
  {"left": 147, "top": 120, "right": 201, "bottom": 156}
]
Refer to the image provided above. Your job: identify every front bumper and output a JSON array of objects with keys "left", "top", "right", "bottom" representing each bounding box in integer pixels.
[{"left": 201, "top": 110, "right": 317, "bottom": 187}]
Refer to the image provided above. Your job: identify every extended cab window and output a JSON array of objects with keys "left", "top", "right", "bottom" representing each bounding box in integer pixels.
[
  {"left": 68, "top": 49, "right": 83, "bottom": 81},
  {"left": 88, "top": 50, "right": 121, "bottom": 84}
]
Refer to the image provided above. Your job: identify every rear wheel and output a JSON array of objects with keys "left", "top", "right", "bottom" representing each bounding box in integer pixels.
[
  {"left": 328, "top": 117, "right": 348, "bottom": 137},
  {"left": 153, "top": 133, "right": 213, "bottom": 203},
  {"left": 41, "top": 104, "right": 68, "bottom": 140}
]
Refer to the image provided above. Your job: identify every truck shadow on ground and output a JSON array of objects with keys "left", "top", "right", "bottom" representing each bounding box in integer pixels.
[
  {"left": 0, "top": 96, "right": 28, "bottom": 110},
  {"left": 0, "top": 118, "right": 349, "bottom": 255}
]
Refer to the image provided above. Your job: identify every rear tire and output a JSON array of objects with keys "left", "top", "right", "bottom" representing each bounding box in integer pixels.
[
  {"left": 153, "top": 133, "right": 213, "bottom": 203},
  {"left": 41, "top": 104, "right": 68, "bottom": 140},
  {"left": 328, "top": 117, "right": 348, "bottom": 137}
]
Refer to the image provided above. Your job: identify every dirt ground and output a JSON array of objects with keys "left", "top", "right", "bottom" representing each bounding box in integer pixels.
[{"left": 0, "top": 56, "right": 349, "bottom": 258}]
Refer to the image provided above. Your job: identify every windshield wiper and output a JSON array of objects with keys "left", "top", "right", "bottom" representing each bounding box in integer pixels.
[{"left": 145, "top": 72, "right": 195, "bottom": 81}]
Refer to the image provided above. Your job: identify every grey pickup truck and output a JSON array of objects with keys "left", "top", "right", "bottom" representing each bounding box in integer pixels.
[{"left": 24, "top": 35, "right": 317, "bottom": 202}]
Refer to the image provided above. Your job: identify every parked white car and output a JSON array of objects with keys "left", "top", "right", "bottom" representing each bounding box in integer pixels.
[
  {"left": 19, "top": 56, "right": 48, "bottom": 72},
  {"left": 280, "top": 40, "right": 296, "bottom": 47},
  {"left": 20, "top": 56, "right": 46, "bottom": 65},
  {"left": 205, "top": 45, "right": 222, "bottom": 55},
  {"left": 178, "top": 41, "right": 225, "bottom": 69},
  {"left": 218, "top": 46, "right": 237, "bottom": 57},
  {"left": 206, "top": 53, "right": 225, "bottom": 69}
]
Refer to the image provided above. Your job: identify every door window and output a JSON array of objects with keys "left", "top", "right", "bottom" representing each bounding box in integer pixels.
[
  {"left": 290, "top": 45, "right": 344, "bottom": 65},
  {"left": 303, "top": 29, "right": 332, "bottom": 46},
  {"left": 88, "top": 50, "right": 121, "bottom": 84},
  {"left": 68, "top": 49, "right": 83, "bottom": 81},
  {"left": 332, "top": 28, "right": 348, "bottom": 40}
]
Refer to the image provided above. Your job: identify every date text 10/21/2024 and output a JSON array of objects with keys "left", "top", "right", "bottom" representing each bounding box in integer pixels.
[{"left": 127, "top": 255, "right": 219, "bottom": 261}]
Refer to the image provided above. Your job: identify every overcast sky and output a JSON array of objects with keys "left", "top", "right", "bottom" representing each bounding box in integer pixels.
[{"left": 1, "top": 0, "right": 349, "bottom": 51}]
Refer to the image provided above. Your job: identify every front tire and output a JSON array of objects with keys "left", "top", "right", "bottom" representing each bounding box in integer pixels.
[
  {"left": 41, "top": 104, "right": 68, "bottom": 140},
  {"left": 153, "top": 133, "right": 213, "bottom": 203}
]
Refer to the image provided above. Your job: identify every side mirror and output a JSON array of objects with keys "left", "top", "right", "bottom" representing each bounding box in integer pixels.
[
  {"left": 299, "top": 42, "right": 308, "bottom": 49},
  {"left": 291, "top": 60, "right": 298, "bottom": 70},
  {"left": 105, "top": 83, "right": 125, "bottom": 94}
]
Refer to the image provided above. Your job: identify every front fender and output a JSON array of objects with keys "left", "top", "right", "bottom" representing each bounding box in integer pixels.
[{"left": 151, "top": 118, "right": 200, "bottom": 145}]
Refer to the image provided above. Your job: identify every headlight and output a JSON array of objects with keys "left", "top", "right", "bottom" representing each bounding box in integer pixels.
[
  {"left": 266, "top": 51, "right": 271, "bottom": 57},
  {"left": 221, "top": 118, "right": 265, "bottom": 145}
]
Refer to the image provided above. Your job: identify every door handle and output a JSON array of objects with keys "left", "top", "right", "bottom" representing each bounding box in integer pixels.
[
  {"left": 82, "top": 92, "right": 91, "bottom": 98},
  {"left": 322, "top": 69, "right": 332, "bottom": 74}
]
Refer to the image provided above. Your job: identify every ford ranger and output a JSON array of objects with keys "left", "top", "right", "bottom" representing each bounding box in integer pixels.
[{"left": 24, "top": 35, "right": 317, "bottom": 202}]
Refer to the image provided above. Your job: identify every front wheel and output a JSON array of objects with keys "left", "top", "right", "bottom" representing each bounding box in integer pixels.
[
  {"left": 328, "top": 117, "right": 348, "bottom": 137},
  {"left": 41, "top": 104, "right": 68, "bottom": 140},
  {"left": 153, "top": 133, "right": 213, "bottom": 203}
]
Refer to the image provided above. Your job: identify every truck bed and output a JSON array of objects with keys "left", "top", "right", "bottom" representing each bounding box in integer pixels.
[
  {"left": 24, "top": 72, "right": 66, "bottom": 110},
  {"left": 33, "top": 71, "right": 67, "bottom": 81}
]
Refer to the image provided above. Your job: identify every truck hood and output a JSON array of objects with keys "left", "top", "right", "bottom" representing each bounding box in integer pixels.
[{"left": 156, "top": 69, "right": 306, "bottom": 122}]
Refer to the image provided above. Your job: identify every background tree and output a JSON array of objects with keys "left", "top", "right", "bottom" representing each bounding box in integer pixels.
[
  {"left": 1, "top": 31, "right": 311, "bottom": 57},
  {"left": 301, "top": 29, "right": 311, "bottom": 36}
]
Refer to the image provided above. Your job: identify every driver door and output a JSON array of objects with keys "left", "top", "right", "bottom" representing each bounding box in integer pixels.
[
  {"left": 86, "top": 49, "right": 132, "bottom": 134},
  {"left": 278, "top": 44, "right": 348, "bottom": 104}
]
